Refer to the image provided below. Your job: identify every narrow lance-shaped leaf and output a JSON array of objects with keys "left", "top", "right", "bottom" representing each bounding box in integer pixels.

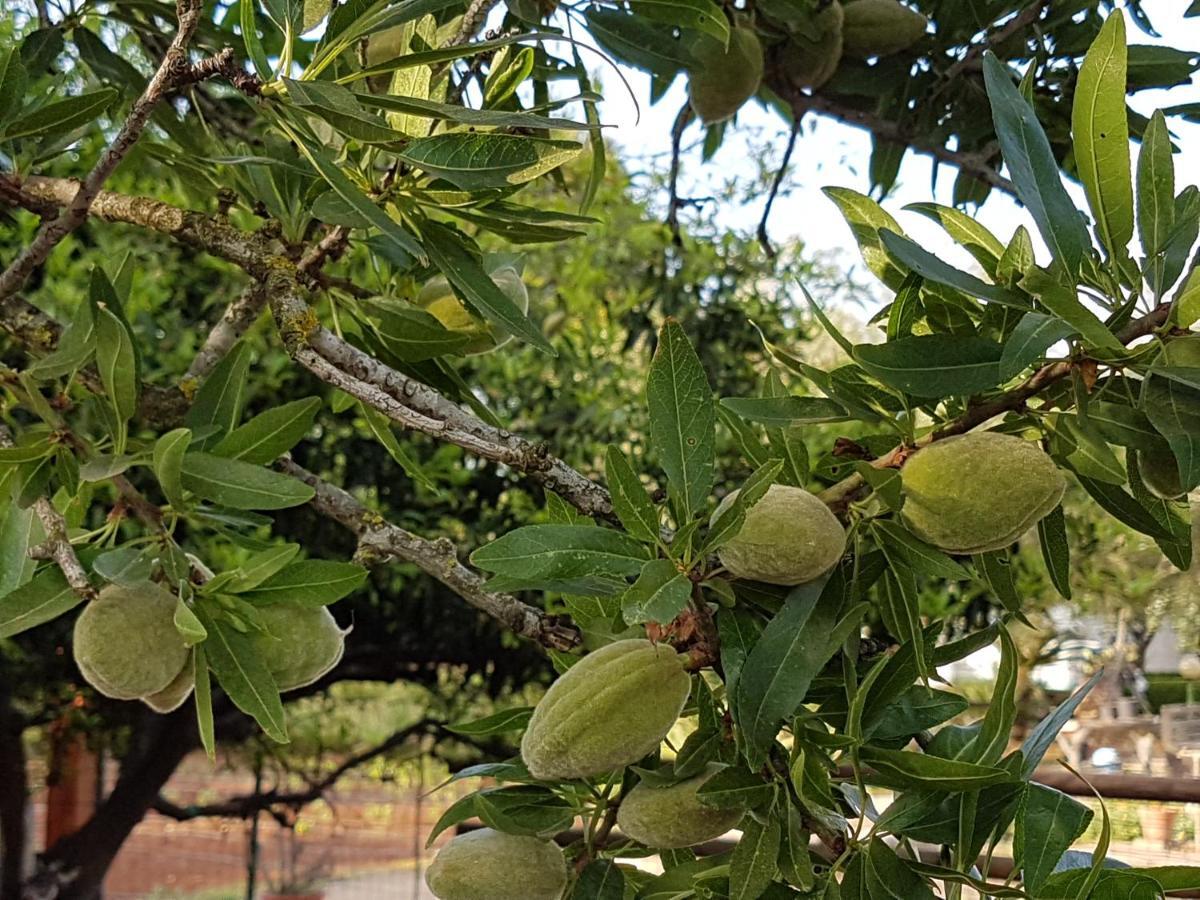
[
  {"left": 1072, "top": 13, "right": 1134, "bottom": 262},
  {"left": 646, "top": 319, "right": 715, "bottom": 523},
  {"left": 604, "top": 445, "right": 660, "bottom": 542},
  {"left": 983, "top": 53, "right": 1091, "bottom": 277}
]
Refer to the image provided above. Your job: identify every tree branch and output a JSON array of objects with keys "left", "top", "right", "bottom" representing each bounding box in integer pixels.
[
  {"left": 818, "top": 302, "right": 1173, "bottom": 514},
  {"left": 278, "top": 458, "right": 582, "bottom": 651},
  {"left": 0, "top": 0, "right": 212, "bottom": 305},
  {"left": 0, "top": 428, "right": 96, "bottom": 601},
  {"left": 154, "top": 718, "right": 438, "bottom": 822}
]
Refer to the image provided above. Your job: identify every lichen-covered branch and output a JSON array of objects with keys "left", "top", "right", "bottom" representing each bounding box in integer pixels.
[
  {"left": 278, "top": 458, "right": 582, "bottom": 651},
  {"left": 0, "top": 0, "right": 212, "bottom": 304},
  {"left": 0, "top": 428, "right": 96, "bottom": 601}
]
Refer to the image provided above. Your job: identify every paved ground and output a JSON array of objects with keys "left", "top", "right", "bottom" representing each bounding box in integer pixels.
[{"left": 325, "top": 867, "right": 436, "bottom": 900}]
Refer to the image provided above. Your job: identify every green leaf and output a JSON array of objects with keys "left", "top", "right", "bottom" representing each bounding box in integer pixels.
[
  {"left": 0, "top": 47, "right": 28, "bottom": 125},
  {"left": 871, "top": 520, "right": 970, "bottom": 581},
  {"left": 470, "top": 524, "right": 647, "bottom": 592},
  {"left": 604, "top": 445, "right": 660, "bottom": 542},
  {"left": 729, "top": 809, "right": 780, "bottom": 900},
  {"left": 357, "top": 404, "right": 439, "bottom": 495},
  {"left": 2, "top": 87, "right": 117, "bottom": 141},
  {"left": 983, "top": 53, "right": 1091, "bottom": 276},
  {"left": 879, "top": 230, "right": 1026, "bottom": 308},
  {"left": 1016, "top": 784, "right": 1094, "bottom": 894},
  {"left": 25, "top": 296, "right": 96, "bottom": 380},
  {"left": 1037, "top": 505, "right": 1072, "bottom": 600},
  {"left": 289, "top": 131, "right": 426, "bottom": 264},
  {"left": 227, "top": 544, "right": 302, "bottom": 592},
  {"left": 186, "top": 341, "right": 252, "bottom": 443},
  {"left": 0, "top": 503, "right": 38, "bottom": 596},
  {"left": 194, "top": 642, "right": 216, "bottom": 760},
  {"left": 964, "top": 626, "right": 1019, "bottom": 766},
  {"left": 574, "top": 860, "right": 625, "bottom": 900},
  {"left": 876, "top": 565, "right": 927, "bottom": 675},
  {"left": 211, "top": 397, "right": 321, "bottom": 464},
  {"left": 181, "top": 453, "right": 316, "bottom": 510},
  {"left": 240, "top": 0, "right": 272, "bottom": 79},
  {"left": 1073, "top": 14, "right": 1133, "bottom": 261},
  {"left": 646, "top": 319, "right": 715, "bottom": 522},
  {"left": 236, "top": 560, "right": 367, "bottom": 606},
  {"left": 1075, "top": 475, "right": 1175, "bottom": 540},
  {"left": 719, "top": 396, "right": 848, "bottom": 427},
  {"left": 847, "top": 839, "right": 936, "bottom": 900},
  {"left": 1023, "top": 268, "right": 1124, "bottom": 354},
  {"left": 696, "top": 766, "right": 773, "bottom": 809},
  {"left": 420, "top": 220, "right": 553, "bottom": 355},
  {"left": 1141, "top": 367, "right": 1200, "bottom": 492},
  {"left": 1174, "top": 266, "right": 1200, "bottom": 329},
  {"left": 621, "top": 558, "right": 691, "bottom": 625},
  {"left": 358, "top": 300, "right": 470, "bottom": 362},
  {"left": 736, "top": 578, "right": 864, "bottom": 768},
  {"left": 1000, "top": 313, "right": 1076, "bottom": 379},
  {"left": 1137, "top": 110, "right": 1175, "bottom": 260},
  {"left": 0, "top": 568, "right": 81, "bottom": 639},
  {"left": 197, "top": 610, "right": 288, "bottom": 742},
  {"left": 855, "top": 334, "right": 1003, "bottom": 398},
  {"left": 904, "top": 203, "right": 1005, "bottom": 278},
  {"left": 173, "top": 597, "right": 208, "bottom": 646},
  {"left": 446, "top": 706, "right": 534, "bottom": 736},
  {"left": 1021, "top": 670, "right": 1104, "bottom": 779},
  {"left": 475, "top": 785, "right": 575, "bottom": 837},
  {"left": 95, "top": 307, "right": 138, "bottom": 425},
  {"left": 282, "top": 77, "right": 401, "bottom": 144},
  {"left": 823, "top": 187, "right": 909, "bottom": 290},
  {"left": 153, "top": 428, "right": 192, "bottom": 511},
  {"left": 400, "top": 133, "right": 582, "bottom": 191},
  {"left": 860, "top": 747, "right": 1012, "bottom": 791},
  {"left": 359, "top": 91, "right": 593, "bottom": 134}
]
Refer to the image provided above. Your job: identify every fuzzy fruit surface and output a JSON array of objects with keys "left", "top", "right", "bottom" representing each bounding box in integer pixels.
[
  {"left": 425, "top": 828, "right": 567, "bottom": 900},
  {"left": 617, "top": 763, "right": 744, "bottom": 848},
  {"left": 251, "top": 603, "right": 346, "bottom": 692},
  {"left": 687, "top": 24, "right": 765, "bottom": 125},
  {"left": 73, "top": 582, "right": 190, "bottom": 700},
  {"left": 842, "top": 0, "right": 928, "bottom": 58},
  {"left": 142, "top": 652, "right": 195, "bottom": 713},
  {"left": 521, "top": 638, "right": 691, "bottom": 780},
  {"left": 900, "top": 431, "right": 1066, "bottom": 554},
  {"left": 713, "top": 483, "right": 846, "bottom": 586},
  {"left": 1140, "top": 445, "right": 1185, "bottom": 500},
  {"left": 417, "top": 267, "right": 528, "bottom": 355},
  {"left": 779, "top": 0, "right": 845, "bottom": 89}
]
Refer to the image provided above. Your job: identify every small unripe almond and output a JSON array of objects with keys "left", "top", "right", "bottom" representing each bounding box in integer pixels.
[
  {"left": 713, "top": 484, "right": 846, "bottom": 586},
  {"left": 521, "top": 639, "right": 691, "bottom": 780},
  {"left": 617, "top": 764, "right": 745, "bottom": 848},
  {"left": 779, "top": 1, "right": 845, "bottom": 89},
  {"left": 842, "top": 0, "right": 929, "bottom": 58},
  {"left": 251, "top": 603, "right": 347, "bottom": 692},
  {"left": 417, "top": 268, "right": 528, "bottom": 356},
  {"left": 142, "top": 652, "right": 195, "bottom": 714},
  {"left": 900, "top": 431, "right": 1066, "bottom": 554},
  {"left": 425, "top": 829, "right": 567, "bottom": 900},
  {"left": 73, "top": 583, "right": 190, "bottom": 700},
  {"left": 687, "top": 25, "right": 765, "bottom": 125}
]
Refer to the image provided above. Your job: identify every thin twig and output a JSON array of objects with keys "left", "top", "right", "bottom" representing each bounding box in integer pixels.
[
  {"left": 757, "top": 109, "right": 804, "bottom": 259},
  {"left": 666, "top": 101, "right": 694, "bottom": 246},
  {"left": 0, "top": 0, "right": 209, "bottom": 304}
]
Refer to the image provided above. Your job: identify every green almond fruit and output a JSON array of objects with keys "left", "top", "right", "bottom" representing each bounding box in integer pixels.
[
  {"left": 687, "top": 24, "right": 765, "bottom": 125},
  {"left": 73, "top": 582, "right": 191, "bottom": 700},
  {"left": 521, "top": 639, "right": 691, "bottom": 780},
  {"left": 900, "top": 431, "right": 1066, "bottom": 554},
  {"left": 142, "top": 652, "right": 195, "bottom": 714},
  {"left": 842, "top": 0, "right": 929, "bottom": 58},
  {"left": 617, "top": 763, "right": 745, "bottom": 848},
  {"left": 425, "top": 828, "right": 567, "bottom": 900},
  {"left": 779, "top": 0, "right": 845, "bottom": 90},
  {"left": 713, "top": 483, "right": 847, "bottom": 586},
  {"left": 251, "top": 603, "right": 347, "bottom": 693}
]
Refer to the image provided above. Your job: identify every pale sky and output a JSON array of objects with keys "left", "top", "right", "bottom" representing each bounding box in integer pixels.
[{"left": 588, "top": 2, "right": 1200, "bottom": 295}]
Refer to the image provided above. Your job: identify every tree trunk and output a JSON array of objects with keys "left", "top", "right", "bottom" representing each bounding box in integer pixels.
[
  {"left": 28, "top": 707, "right": 196, "bottom": 900},
  {"left": 0, "top": 686, "right": 28, "bottom": 900}
]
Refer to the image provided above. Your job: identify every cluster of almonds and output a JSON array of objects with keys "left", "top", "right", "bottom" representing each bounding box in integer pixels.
[
  {"left": 72, "top": 582, "right": 347, "bottom": 709},
  {"left": 425, "top": 431, "right": 1068, "bottom": 899},
  {"left": 688, "top": 0, "right": 931, "bottom": 126}
]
